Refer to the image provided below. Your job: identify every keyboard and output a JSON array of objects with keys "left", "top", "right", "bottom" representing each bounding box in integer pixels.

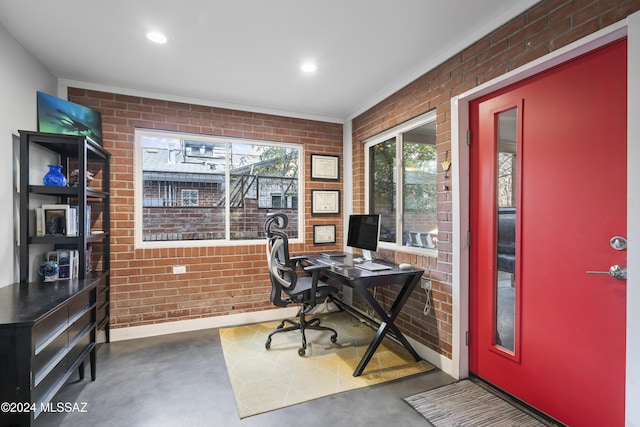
[{"left": 355, "top": 261, "right": 392, "bottom": 271}]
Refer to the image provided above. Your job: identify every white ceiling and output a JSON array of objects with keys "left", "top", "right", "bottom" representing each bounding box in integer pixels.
[{"left": 0, "top": 0, "right": 540, "bottom": 122}]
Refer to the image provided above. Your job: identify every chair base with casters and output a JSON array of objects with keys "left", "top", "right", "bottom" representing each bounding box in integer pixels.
[{"left": 265, "top": 301, "right": 338, "bottom": 356}]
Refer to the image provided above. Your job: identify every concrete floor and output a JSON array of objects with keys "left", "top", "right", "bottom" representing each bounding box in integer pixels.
[{"left": 34, "top": 327, "right": 456, "bottom": 427}]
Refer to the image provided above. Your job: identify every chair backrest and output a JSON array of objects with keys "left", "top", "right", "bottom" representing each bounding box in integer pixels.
[{"left": 265, "top": 213, "right": 297, "bottom": 307}]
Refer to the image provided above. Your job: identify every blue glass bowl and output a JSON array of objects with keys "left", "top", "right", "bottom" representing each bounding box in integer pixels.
[{"left": 38, "top": 260, "right": 59, "bottom": 277}]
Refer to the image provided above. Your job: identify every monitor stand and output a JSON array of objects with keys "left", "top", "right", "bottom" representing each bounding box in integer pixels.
[{"left": 362, "top": 249, "right": 373, "bottom": 261}]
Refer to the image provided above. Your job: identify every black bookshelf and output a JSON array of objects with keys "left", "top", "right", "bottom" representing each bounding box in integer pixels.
[{"left": 18, "top": 130, "right": 111, "bottom": 342}]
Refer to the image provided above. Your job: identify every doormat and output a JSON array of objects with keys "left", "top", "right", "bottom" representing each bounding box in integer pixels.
[
  {"left": 403, "top": 380, "right": 548, "bottom": 427},
  {"left": 220, "top": 311, "right": 434, "bottom": 418}
]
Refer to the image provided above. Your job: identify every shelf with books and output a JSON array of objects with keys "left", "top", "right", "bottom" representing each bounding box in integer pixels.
[{"left": 18, "top": 130, "right": 111, "bottom": 342}]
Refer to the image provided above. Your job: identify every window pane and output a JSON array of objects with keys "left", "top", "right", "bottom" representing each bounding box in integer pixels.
[
  {"left": 139, "top": 132, "right": 300, "bottom": 243},
  {"left": 369, "top": 137, "right": 396, "bottom": 243},
  {"left": 402, "top": 123, "right": 437, "bottom": 249},
  {"left": 229, "top": 144, "right": 299, "bottom": 240},
  {"left": 142, "top": 136, "right": 226, "bottom": 241}
]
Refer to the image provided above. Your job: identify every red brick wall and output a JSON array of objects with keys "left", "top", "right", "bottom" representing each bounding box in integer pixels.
[
  {"left": 68, "top": 88, "right": 343, "bottom": 328},
  {"left": 68, "top": 0, "right": 640, "bottom": 355},
  {"left": 351, "top": 0, "right": 640, "bottom": 358}
]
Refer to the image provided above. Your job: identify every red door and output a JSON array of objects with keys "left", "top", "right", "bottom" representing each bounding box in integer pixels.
[{"left": 469, "top": 39, "right": 627, "bottom": 426}]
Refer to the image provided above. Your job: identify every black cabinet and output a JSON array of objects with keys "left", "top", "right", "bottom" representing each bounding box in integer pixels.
[
  {"left": 18, "top": 131, "right": 110, "bottom": 342},
  {"left": 0, "top": 279, "right": 98, "bottom": 426}
]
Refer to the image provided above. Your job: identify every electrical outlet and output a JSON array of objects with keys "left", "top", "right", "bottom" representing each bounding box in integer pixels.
[
  {"left": 421, "top": 278, "right": 432, "bottom": 291},
  {"left": 173, "top": 265, "right": 187, "bottom": 274}
]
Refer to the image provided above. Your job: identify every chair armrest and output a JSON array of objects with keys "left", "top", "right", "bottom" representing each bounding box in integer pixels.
[{"left": 303, "top": 264, "right": 329, "bottom": 272}]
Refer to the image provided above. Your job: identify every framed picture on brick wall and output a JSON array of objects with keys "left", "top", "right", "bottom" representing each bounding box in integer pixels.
[
  {"left": 311, "top": 190, "right": 340, "bottom": 215},
  {"left": 311, "top": 154, "right": 339, "bottom": 180},
  {"left": 313, "top": 224, "right": 336, "bottom": 244}
]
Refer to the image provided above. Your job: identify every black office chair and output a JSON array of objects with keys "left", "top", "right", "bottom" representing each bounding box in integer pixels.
[{"left": 264, "top": 213, "right": 338, "bottom": 356}]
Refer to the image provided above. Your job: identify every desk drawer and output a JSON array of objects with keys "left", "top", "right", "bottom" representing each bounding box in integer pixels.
[
  {"left": 68, "top": 310, "right": 92, "bottom": 345},
  {"left": 67, "top": 332, "right": 91, "bottom": 370},
  {"left": 33, "top": 329, "right": 68, "bottom": 386},
  {"left": 33, "top": 307, "right": 68, "bottom": 351},
  {"left": 68, "top": 289, "right": 92, "bottom": 322},
  {"left": 32, "top": 355, "right": 67, "bottom": 408}
]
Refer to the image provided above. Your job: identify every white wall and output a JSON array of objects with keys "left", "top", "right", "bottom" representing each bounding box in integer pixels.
[
  {"left": 0, "top": 23, "right": 56, "bottom": 287},
  {"left": 626, "top": 11, "right": 640, "bottom": 427}
]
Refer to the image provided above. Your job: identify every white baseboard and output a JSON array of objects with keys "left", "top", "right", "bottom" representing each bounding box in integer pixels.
[
  {"left": 108, "top": 307, "right": 455, "bottom": 377},
  {"left": 109, "top": 307, "right": 298, "bottom": 342},
  {"left": 406, "top": 335, "right": 454, "bottom": 377}
]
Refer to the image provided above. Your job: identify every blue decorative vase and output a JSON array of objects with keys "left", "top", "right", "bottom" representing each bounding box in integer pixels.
[{"left": 43, "top": 165, "right": 67, "bottom": 186}]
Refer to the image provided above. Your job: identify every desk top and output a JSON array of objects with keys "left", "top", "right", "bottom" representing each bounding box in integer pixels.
[{"left": 305, "top": 253, "right": 424, "bottom": 282}]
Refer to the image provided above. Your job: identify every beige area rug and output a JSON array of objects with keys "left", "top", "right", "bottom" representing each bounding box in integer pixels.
[{"left": 220, "top": 311, "right": 434, "bottom": 418}]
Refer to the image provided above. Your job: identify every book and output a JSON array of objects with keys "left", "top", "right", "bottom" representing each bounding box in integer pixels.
[
  {"left": 44, "top": 251, "right": 59, "bottom": 282},
  {"left": 57, "top": 250, "right": 72, "bottom": 279},
  {"left": 72, "top": 250, "right": 79, "bottom": 278},
  {"left": 85, "top": 204, "right": 91, "bottom": 235},
  {"left": 35, "top": 208, "right": 45, "bottom": 237},
  {"left": 86, "top": 246, "right": 92, "bottom": 274},
  {"left": 45, "top": 249, "right": 79, "bottom": 281},
  {"left": 70, "top": 204, "right": 91, "bottom": 236},
  {"left": 68, "top": 206, "right": 78, "bottom": 236}
]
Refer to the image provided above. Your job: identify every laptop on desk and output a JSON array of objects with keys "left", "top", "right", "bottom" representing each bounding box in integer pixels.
[
  {"left": 320, "top": 252, "right": 346, "bottom": 258},
  {"left": 355, "top": 261, "right": 392, "bottom": 272}
]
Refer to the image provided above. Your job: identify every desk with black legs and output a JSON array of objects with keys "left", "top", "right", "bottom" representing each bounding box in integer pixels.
[{"left": 305, "top": 254, "right": 424, "bottom": 377}]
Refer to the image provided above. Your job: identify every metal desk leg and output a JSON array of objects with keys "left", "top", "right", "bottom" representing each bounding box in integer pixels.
[{"left": 352, "top": 274, "right": 422, "bottom": 376}]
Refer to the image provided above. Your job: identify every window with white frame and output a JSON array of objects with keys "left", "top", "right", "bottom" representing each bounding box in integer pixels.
[
  {"left": 366, "top": 112, "right": 438, "bottom": 251},
  {"left": 135, "top": 129, "right": 301, "bottom": 246}
]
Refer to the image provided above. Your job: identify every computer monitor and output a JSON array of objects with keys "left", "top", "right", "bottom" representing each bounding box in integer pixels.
[{"left": 347, "top": 214, "right": 381, "bottom": 260}]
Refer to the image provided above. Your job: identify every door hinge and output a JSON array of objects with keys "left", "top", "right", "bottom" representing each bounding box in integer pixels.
[
  {"left": 466, "top": 331, "right": 470, "bottom": 346},
  {"left": 466, "top": 129, "right": 471, "bottom": 145}
]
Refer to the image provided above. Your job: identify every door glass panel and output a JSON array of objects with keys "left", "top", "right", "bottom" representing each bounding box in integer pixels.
[{"left": 495, "top": 108, "right": 517, "bottom": 352}]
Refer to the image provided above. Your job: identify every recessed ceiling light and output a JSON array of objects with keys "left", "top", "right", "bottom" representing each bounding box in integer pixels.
[
  {"left": 146, "top": 31, "right": 168, "bottom": 44},
  {"left": 301, "top": 62, "right": 317, "bottom": 73}
]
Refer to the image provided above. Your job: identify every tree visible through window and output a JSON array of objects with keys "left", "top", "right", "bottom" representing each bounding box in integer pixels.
[
  {"left": 367, "top": 114, "right": 438, "bottom": 250},
  {"left": 136, "top": 130, "right": 300, "bottom": 245}
]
